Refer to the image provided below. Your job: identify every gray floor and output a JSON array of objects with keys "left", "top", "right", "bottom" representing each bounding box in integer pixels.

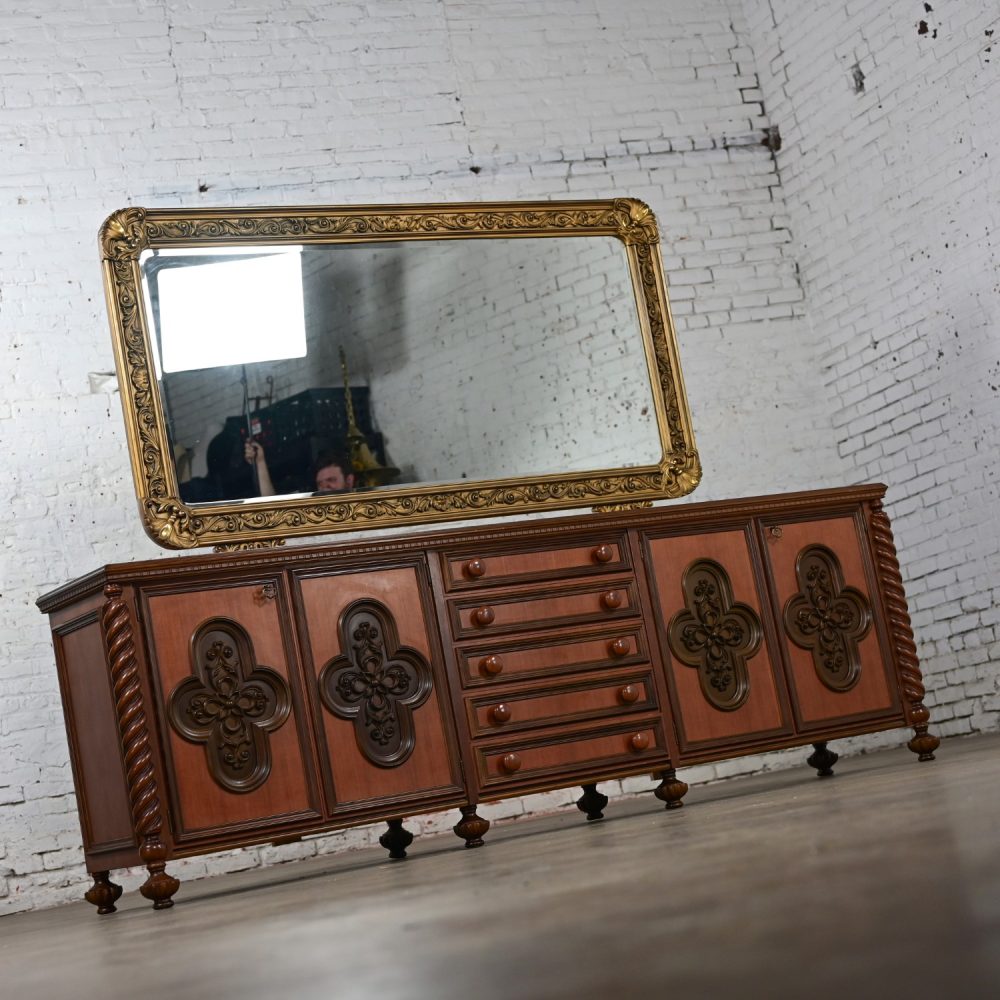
[{"left": 3, "top": 734, "right": 999, "bottom": 1000}]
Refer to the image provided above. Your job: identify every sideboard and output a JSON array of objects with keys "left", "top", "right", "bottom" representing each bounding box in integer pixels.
[{"left": 37, "top": 484, "right": 938, "bottom": 916}]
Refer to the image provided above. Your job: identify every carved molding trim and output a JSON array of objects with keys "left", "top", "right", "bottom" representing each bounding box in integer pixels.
[
  {"left": 98, "top": 199, "right": 700, "bottom": 548},
  {"left": 319, "top": 599, "right": 432, "bottom": 768},
  {"left": 783, "top": 545, "right": 872, "bottom": 693},
  {"left": 667, "top": 559, "right": 762, "bottom": 712},
  {"left": 168, "top": 618, "right": 291, "bottom": 793},
  {"left": 869, "top": 501, "right": 938, "bottom": 758},
  {"left": 102, "top": 584, "right": 163, "bottom": 841}
]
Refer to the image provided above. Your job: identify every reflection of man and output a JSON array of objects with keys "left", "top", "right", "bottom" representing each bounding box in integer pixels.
[{"left": 245, "top": 442, "right": 355, "bottom": 496}]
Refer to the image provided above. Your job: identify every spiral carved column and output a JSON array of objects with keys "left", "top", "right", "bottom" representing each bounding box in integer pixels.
[
  {"left": 102, "top": 584, "right": 180, "bottom": 909},
  {"left": 869, "top": 503, "right": 939, "bottom": 761}
]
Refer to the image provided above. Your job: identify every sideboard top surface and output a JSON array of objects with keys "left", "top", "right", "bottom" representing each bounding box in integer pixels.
[{"left": 37, "top": 483, "right": 887, "bottom": 614}]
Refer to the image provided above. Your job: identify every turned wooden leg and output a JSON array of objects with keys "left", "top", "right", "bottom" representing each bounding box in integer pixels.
[
  {"left": 85, "top": 870, "right": 123, "bottom": 915},
  {"left": 654, "top": 767, "right": 688, "bottom": 810},
  {"left": 908, "top": 722, "right": 940, "bottom": 762},
  {"left": 576, "top": 783, "right": 609, "bottom": 821},
  {"left": 807, "top": 741, "right": 839, "bottom": 777},
  {"left": 453, "top": 804, "right": 490, "bottom": 848},
  {"left": 379, "top": 818, "right": 414, "bottom": 860},
  {"left": 139, "top": 837, "right": 180, "bottom": 910}
]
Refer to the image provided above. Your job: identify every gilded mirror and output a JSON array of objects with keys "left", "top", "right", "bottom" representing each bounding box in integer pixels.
[{"left": 100, "top": 199, "right": 700, "bottom": 549}]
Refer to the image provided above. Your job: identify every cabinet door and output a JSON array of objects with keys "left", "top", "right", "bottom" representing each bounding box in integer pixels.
[
  {"left": 295, "top": 561, "right": 463, "bottom": 818},
  {"left": 642, "top": 526, "right": 793, "bottom": 760},
  {"left": 761, "top": 513, "right": 901, "bottom": 731},
  {"left": 143, "top": 578, "right": 321, "bottom": 845}
]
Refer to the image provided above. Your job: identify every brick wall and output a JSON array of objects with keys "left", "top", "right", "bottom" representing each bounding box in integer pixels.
[
  {"left": 4, "top": 0, "right": 980, "bottom": 914},
  {"left": 742, "top": 0, "right": 1000, "bottom": 738}
]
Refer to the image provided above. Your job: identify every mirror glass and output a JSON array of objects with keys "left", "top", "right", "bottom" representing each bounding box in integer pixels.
[{"left": 140, "top": 237, "right": 660, "bottom": 504}]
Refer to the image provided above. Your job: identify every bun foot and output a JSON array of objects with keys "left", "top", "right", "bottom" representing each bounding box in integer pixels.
[
  {"left": 85, "top": 871, "right": 123, "bottom": 915},
  {"left": 453, "top": 804, "right": 490, "bottom": 848},
  {"left": 576, "top": 783, "right": 609, "bottom": 821},
  {"left": 379, "top": 818, "right": 414, "bottom": 860},
  {"left": 139, "top": 839, "right": 179, "bottom": 910},
  {"left": 908, "top": 725, "right": 940, "bottom": 762},
  {"left": 654, "top": 767, "right": 688, "bottom": 810},
  {"left": 807, "top": 741, "right": 839, "bottom": 777}
]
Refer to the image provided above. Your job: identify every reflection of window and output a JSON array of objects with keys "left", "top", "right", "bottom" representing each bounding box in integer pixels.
[{"left": 157, "top": 249, "right": 306, "bottom": 373}]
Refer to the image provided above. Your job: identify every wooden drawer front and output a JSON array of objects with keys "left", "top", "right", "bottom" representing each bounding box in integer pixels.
[
  {"left": 458, "top": 625, "right": 648, "bottom": 687},
  {"left": 296, "top": 564, "right": 463, "bottom": 817},
  {"left": 476, "top": 717, "right": 669, "bottom": 790},
  {"left": 643, "top": 527, "right": 792, "bottom": 755},
  {"left": 467, "top": 670, "right": 657, "bottom": 738},
  {"left": 144, "top": 580, "right": 320, "bottom": 843},
  {"left": 762, "top": 514, "right": 898, "bottom": 728},
  {"left": 451, "top": 576, "right": 638, "bottom": 639},
  {"left": 442, "top": 535, "right": 629, "bottom": 591}
]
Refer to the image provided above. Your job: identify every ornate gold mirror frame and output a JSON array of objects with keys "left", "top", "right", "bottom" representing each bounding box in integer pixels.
[{"left": 100, "top": 198, "right": 700, "bottom": 549}]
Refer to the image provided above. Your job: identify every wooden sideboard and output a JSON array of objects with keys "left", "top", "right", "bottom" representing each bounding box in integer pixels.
[{"left": 37, "top": 484, "right": 938, "bottom": 915}]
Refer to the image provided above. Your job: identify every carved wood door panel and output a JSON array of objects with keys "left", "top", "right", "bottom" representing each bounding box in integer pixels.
[
  {"left": 642, "top": 526, "right": 793, "bottom": 759},
  {"left": 760, "top": 514, "right": 901, "bottom": 731},
  {"left": 142, "top": 579, "right": 322, "bottom": 844},
  {"left": 294, "top": 561, "right": 464, "bottom": 818}
]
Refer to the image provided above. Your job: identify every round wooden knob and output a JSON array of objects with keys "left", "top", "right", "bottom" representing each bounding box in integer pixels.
[
  {"left": 769, "top": 526, "right": 783, "bottom": 538},
  {"left": 472, "top": 606, "right": 495, "bottom": 627},
  {"left": 618, "top": 684, "right": 640, "bottom": 704},
  {"left": 609, "top": 638, "right": 630, "bottom": 658},
  {"left": 628, "top": 732, "right": 650, "bottom": 753},
  {"left": 592, "top": 544, "right": 614, "bottom": 564},
  {"left": 601, "top": 590, "right": 623, "bottom": 610},
  {"left": 464, "top": 558, "right": 486, "bottom": 578},
  {"left": 499, "top": 752, "right": 522, "bottom": 773},
  {"left": 480, "top": 655, "right": 504, "bottom": 676},
  {"left": 489, "top": 704, "right": 512, "bottom": 726}
]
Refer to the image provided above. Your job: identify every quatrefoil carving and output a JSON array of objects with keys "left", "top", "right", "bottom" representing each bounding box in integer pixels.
[
  {"left": 667, "top": 559, "right": 763, "bottom": 712},
  {"left": 319, "top": 599, "right": 432, "bottom": 768},
  {"left": 168, "top": 618, "right": 291, "bottom": 793},
  {"left": 783, "top": 545, "right": 872, "bottom": 692}
]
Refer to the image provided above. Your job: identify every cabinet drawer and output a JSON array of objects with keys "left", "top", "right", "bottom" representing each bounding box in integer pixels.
[
  {"left": 441, "top": 535, "right": 630, "bottom": 591},
  {"left": 458, "top": 624, "right": 649, "bottom": 687},
  {"left": 450, "top": 577, "right": 639, "bottom": 639},
  {"left": 466, "top": 670, "right": 657, "bottom": 737},
  {"left": 475, "top": 717, "right": 669, "bottom": 790}
]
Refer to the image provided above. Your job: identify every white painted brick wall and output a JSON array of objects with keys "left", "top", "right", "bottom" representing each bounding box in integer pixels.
[
  {"left": 742, "top": 0, "right": 1000, "bottom": 740},
  {"left": 3, "top": 0, "right": 986, "bottom": 915}
]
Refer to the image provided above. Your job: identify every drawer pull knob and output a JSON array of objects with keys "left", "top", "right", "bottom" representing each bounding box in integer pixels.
[
  {"left": 480, "top": 655, "right": 504, "bottom": 676},
  {"left": 609, "top": 638, "right": 630, "bottom": 658},
  {"left": 489, "top": 704, "right": 512, "bottom": 725},
  {"left": 472, "top": 606, "right": 495, "bottom": 627},
  {"left": 601, "top": 590, "right": 623, "bottom": 610},
  {"left": 628, "top": 733, "right": 650, "bottom": 753},
  {"left": 618, "top": 684, "right": 640, "bottom": 704},
  {"left": 592, "top": 544, "right": 614, "bottom": 564},
  {"left": 500, "top": 752, "right": 522, "bottom": 774},
  {"left": 464, "top": 559, "right": 486, "bottom": 578}
]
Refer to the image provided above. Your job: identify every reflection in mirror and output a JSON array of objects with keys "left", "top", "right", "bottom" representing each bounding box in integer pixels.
[{"left": 141, "top": 236, "right": 661, "bottom": 506}]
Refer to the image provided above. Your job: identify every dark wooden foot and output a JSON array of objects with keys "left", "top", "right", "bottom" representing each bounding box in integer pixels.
[
  {"left": 908, "top": 724, "right": 940, "bottom": 762},
  {"left": 807, "top": 741, "right": 839, "bottom": 777},
  {"left": 654, "top": 767, "right": 688, "bottom": 810},
  {"left": 576, "top": 783, "right": 609, "bottom": 821},
  {"left": 379, "top": 818, "right": 414, "bottom": 860},
  {"left": 139, "top": 840, "right": 179, "bottom": 910},
  {"left": 85, "top": 870, "right": 123, "bottom": 915},
  {"left": 453, "top": 804, "right": 490, "bottom": 848}
]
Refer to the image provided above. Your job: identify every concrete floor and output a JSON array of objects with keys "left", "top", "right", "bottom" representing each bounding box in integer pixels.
[{"left": 3, "top": 735, "right": 1000, "bottom": 1000}]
